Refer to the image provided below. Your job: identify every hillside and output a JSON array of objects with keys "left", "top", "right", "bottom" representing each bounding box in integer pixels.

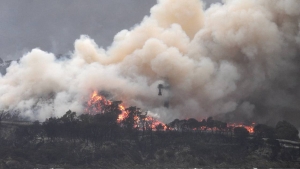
[{"left": 0, "top": 112, "right": 300, "bottom": 168}]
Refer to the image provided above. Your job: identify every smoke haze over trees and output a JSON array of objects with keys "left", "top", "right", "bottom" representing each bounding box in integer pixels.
[
  {"left": 0, "top": 107, "right": 299, "bottom": 168},
  {"left": 0, "top": 0, "right": 300, "bottom": 130}
]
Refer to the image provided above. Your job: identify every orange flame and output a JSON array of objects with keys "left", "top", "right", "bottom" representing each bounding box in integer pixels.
[
  {"left": 86, "top": 91, "right": 255, "bottom": 133},
  {"left": 85, "top": 91, "right": 112, "bottom": 114},
  {"left": 85, "top": 91, "right": 166, "bottom": 130},
  {"left": 228, "top": 123, "right": 255, "bottom": 133},
  {"left": 117, "top": 109, "right": 128, "bottom": 123}
]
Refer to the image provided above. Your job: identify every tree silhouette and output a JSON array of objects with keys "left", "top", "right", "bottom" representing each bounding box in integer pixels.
[
  {"left": 276, "top": 120, "right": 299, "bottom": 140},
  {"left": 199, "top": 119, "right": 207, "bottom": 131},
  {"left": 206, "top": 117, "right": 214, "bottom": 132},
  {"left": 234, "top": 127, "right": 249, "bottom": 145},
  {"left": 186, "top": 118, "right": 199, "bottom": 130},
  {"left": 169, "top": 119, "right": 180, "bottom": 131},
  {"left": 214, "top": 120, "right": 227, "bottom": 133},
  {"left": 43, "top": 117, "right": 60, "bottom": 141},
  {"left": 122, "top": 106, "right": 141, "bottom": 138},
  {"left": 253, "top": 124, "right": 275, "bottom": 139}
]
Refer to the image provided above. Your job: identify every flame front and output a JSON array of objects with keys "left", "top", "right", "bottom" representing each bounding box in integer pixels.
[
  {"left": 228, "top": 123, "right": 255, "bottom": 134},
  {"left": 86, "top": 91, "right": 112, "bottom": 114},
  {"left": 86, "top": 91, "right": 254, "bottom": 133},
  {"left": 117, "top": 108, "right": 128, "bottom": 123},
  {"left": 85, "top": 91, "right": 166, "bottom": 130}
]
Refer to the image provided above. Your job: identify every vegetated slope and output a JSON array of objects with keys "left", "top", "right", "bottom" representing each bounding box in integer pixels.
[{"left": 0, "top": 116, "right": 300, "bottom": 168}]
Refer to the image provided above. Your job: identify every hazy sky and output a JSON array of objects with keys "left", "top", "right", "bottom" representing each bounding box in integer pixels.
[{"left": 0, "top": 0, "right": 221, "bottom": 60}]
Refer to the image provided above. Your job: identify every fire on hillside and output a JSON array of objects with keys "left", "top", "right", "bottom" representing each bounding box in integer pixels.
[
  {"left": 228, "top": 123, "right": 255, "bottom": 134},
  {"left": 85, "top": 91, "right": 167, "bottom": 130},
  {"left": 85, "top": 91, "right": 254, "bottom": 133}
]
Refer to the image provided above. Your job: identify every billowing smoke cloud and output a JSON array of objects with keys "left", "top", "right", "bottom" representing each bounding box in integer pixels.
[{"left": 1, "top": 0, "right": 300, "bottom": 125}]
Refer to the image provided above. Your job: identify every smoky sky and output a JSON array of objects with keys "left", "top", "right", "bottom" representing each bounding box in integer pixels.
[
  {"left": 1, "top": 0, "right": 300, "bottom": 128},
  {"left": 0, "top": 0, "right": 221, "bottom": 60}
]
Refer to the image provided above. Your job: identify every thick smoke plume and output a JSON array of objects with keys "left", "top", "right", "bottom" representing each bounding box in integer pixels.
[{"left": 1, "top": 0, "right": 300, "bottom": 125}]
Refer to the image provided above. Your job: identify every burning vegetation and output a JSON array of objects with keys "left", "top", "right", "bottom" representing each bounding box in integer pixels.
[
  {"left": 85, "top": 91, "right": 126, "bottom": 119},
  {"left": 85, "top": 90, "right": 255, "bottom": 133},
  {"left": 0, "top": 0, "right": 300, "bottom": 166},
  {"left": 2, "top": 0, "right": 300, "bottom": 129},
  {"left": 0, "top": 98, "right": 299, "bottom": 168},
  {"left": 0, "top": 90, "right": 298, "bottom": 168},
  {"left": 85, "top": 91, "right": 167, "bottom": 131}
]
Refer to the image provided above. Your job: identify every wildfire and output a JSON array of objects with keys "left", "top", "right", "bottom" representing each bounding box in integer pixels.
[
  {"left": 143, "top": 116, "right": 167, "bottom": 130},
  {"left": 85, "top": 91, "right": 166, "bottom": 130},
  {"left": 85, "top": 91, "right": 254, "bottom": 133},
  {"left": 117, "top": 109, "right": 128, "bottom": 122},
  {"left": 228, "top": 123, "right": 255, "bottom": 133},
  {"left": 86, "top": 91, "right": 111, "bottom": 114}
]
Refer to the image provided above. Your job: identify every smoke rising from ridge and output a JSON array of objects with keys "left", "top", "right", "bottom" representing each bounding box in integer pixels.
[{"left": 1, "top": 0, "right": 300, "bottom": 125}]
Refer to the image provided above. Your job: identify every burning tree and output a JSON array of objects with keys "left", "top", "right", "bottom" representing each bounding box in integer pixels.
[
  {"left": 84, "top": 90, "right": 260, "bottom": 139},
  {"left": 85, "top": 91, "right": 167, "bottom": 132}
]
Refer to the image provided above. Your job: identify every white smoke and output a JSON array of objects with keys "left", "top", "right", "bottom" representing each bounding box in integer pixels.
[{"left": 1, "top": 0, "right": 300, "bottom": 123}]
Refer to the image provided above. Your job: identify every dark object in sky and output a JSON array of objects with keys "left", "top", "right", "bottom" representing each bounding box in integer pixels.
[
  {"left": 158, "top": 83, "right": 169, "bottom": 108},
  {"left": 164, "top": 101, "right": 169, "bottom": 108},
  {"left": 158, "top": 84, "right": 163, "bottom": 96}
]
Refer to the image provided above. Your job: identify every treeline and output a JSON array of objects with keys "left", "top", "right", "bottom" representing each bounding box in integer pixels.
[
  {"left": 167, "top": 117, "right": 299, "bottom": 141},
  {"left": 1, "top": 103, "right": 299, "bottom": 146},
  {"left": 0, "top": 103, "right": 300, "bottom": 167},
  {"left": 1, "top": 101, "right": 299, "bottom": 142}
]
